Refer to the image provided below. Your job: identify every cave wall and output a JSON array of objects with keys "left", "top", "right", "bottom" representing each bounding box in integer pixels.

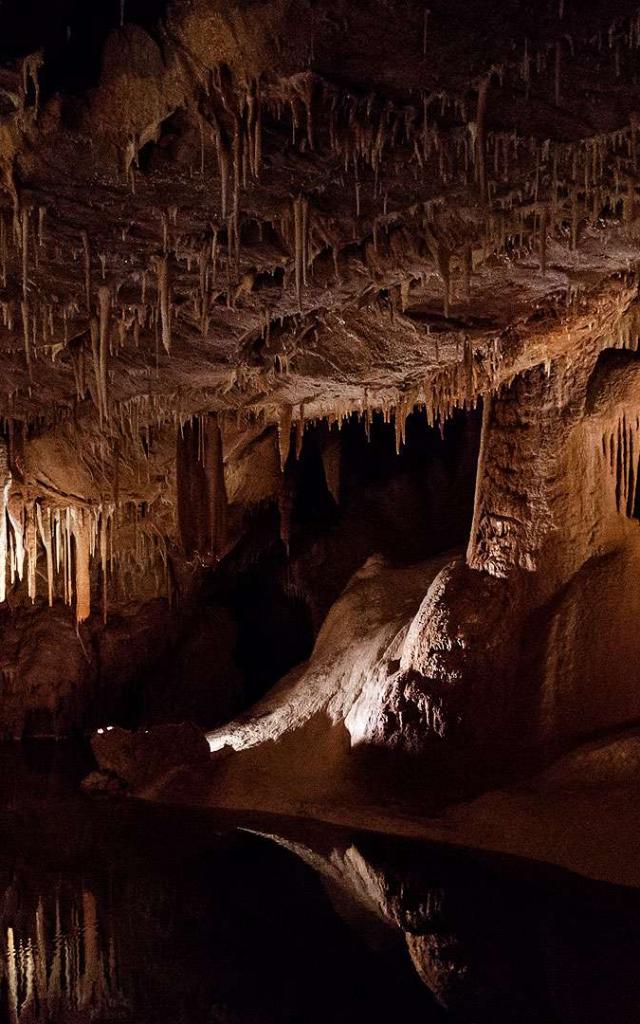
[
  {"left": 377, "top": 346, "right": 640, "bottom": 764},
  {"left": 4, "top": 0, "right": 640, "bottom": 809}
]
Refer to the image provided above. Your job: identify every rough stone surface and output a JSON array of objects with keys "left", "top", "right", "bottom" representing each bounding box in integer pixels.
[
  {"left": 2, "top": 0, "right": 640, "bottom": 858},
  {"left": 91, "top": 721, "right": 210, "bottom": 789}
]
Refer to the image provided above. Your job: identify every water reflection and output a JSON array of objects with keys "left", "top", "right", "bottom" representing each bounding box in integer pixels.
[
  {"left": 2, "top": 748, "right": 640, "bottom": 1023},
  {"left": 265, "top": 828, "right": 640, "bottom": 1023},
  {"left": 2, "top": 888, "right": 122, "bottom": 1023}
]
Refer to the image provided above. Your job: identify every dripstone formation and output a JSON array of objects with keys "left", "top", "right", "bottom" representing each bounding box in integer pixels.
[{"left": 1, "top": 1, "right": 640, "bottom": 817}]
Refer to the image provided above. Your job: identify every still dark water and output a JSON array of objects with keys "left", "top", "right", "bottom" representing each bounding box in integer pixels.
[{"left": 2, "top": 744, "right": 640, "bottom": 1024}]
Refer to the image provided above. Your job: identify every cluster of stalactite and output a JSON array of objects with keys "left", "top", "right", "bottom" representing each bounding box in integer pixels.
[
  {"left": 600, "top": 304, "right": 640, "bottom": 353},
  {"left": 1, "top": 302, "right": 639, "bottom": 626},
  {"left": 177, "top": 412, "right": 228, "bottom": 561},
  {"left": 0, "top": 172, "right": 633, "bottom": 429},
  {"left": 263, "top": 362, "right": 482, "bottom": 458},
  {"left": 1, "top": 885, "right": 123, "bottom": 1024},
  {"left": 0, "top": 484, "right": 168, "bottom": 625},
  {"left": 600, "top": 410, "right": 640, "bottom": 518},
  {"left": 2, "top": 0, "right": 640, "bottom": 626},
  {"left": 0, "top": 2, "right": 638, "bottom": 433}
]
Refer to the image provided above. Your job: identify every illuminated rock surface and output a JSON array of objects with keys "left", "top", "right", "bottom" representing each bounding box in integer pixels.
[{"left": 1, "top": 0, "right": 640, "bottom": 889}]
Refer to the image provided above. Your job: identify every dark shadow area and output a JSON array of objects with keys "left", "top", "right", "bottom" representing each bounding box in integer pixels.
[
  {"left": 160, "top": 405, "right": 481, "bottom": 727},
  {"left": 0, "top": 0, "right": 170, "bottom": 100},
  {"left": 0, "top": 406, "right": 481, "bottom": 738},
  {"left": 2, "top": 753, "right": 640, "bottom": 1024}
]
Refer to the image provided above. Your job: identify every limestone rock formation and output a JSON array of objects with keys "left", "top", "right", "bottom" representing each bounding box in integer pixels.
[{"left": 2, "top": 0, "right": 640, "bottom": 840}]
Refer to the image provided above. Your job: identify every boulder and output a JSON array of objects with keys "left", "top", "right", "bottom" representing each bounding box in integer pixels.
[{"left": 91, "top": 722, "right": 211, "bottom": 791}]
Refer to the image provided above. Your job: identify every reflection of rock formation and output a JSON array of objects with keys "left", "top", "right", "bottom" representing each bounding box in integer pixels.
[
  {"left": 263, "top": 827, "right": 640, "bottom": 1023},
  {"left": 4, "top": 762, "right": 640, "bottom": 1024},
  {"left": 1, "top": 884, "right": 123, "bottom": 1023}
]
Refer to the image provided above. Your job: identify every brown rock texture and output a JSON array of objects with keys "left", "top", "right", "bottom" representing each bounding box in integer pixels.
[{"left": 2, "top": 0, "right": 640, "bottom": 819}]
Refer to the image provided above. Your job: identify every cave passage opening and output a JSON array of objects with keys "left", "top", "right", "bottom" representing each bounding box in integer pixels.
[
  {"left": 141, "top": 404, "right": 483, "bottom": 732},
  {"left": 0, "top": 0, "right": 170, "bottom": 100}
]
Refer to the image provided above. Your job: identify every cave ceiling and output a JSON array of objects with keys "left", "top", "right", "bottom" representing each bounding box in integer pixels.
[{"left": 2, "top": 0, "right": 640, "bottom": 619}]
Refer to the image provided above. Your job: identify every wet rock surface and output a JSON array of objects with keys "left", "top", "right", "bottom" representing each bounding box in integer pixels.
[
  {"left": 2, "top": 0, "right": 640, "bottom": 883},
  {"left": 3, "top": 746, "right": 640, "bottom": 1024},
  {"left": 90, "top": 720, "right": 210, "bottom": 789}
]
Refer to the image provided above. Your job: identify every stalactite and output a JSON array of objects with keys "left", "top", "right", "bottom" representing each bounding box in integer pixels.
[
  {"left": 278, "top": 484, "right": 293, "bottom": 555},
  {"left": 540, "top": 205, "right": 548, "bottom": 275},
  {"left": 215, "top": 126, "right": 230, "bottom": 222},
  {"left": 232, "top": 120, "right": 241, "bottom": 269},
  {"left": 205, "top": 415, "right": 228, "bottom": 558},
  {"left": 98, "top": 509, "right": 108, "bottom": 623},
  {"left": 295, "top": 409, "right": 305, "bottom": 458},
  {"left": 8, "top": 499, "right": 25, "bottom": 586},
  {"left": 475, "top": 76, "right": 490, "bottom": 204},
  {"left": 463, "top": 245, "right": 472, "bottom": 297},
  {"left": 277, "top": 404, "right": 293, "bottom": 471},
  {"left": 22, "top": 51, "right": 43, "bottom": 115},
  {"left": 26, "top": 505, "right": 37, "bottom": 602},
  {"left": 156, "top": 256, "right": 171, "bottom": 354},
  {"left": 554, "top": 42, "right": 562, "bottom": 106},
  {"left": 36, "top": 503, "right": 54, "bottom": 606},
  {"left": 97, "top": 287, "right": 110, "bottom": 421},
  {"left": 81, "top": 230, "right": 92, "bottom": 312},
  {"left": 72, "top": 508, "right": 91, "bottom": 623},
  {"left": 423, "top": 7, "right": 430, "bottom": 56},
  {"left": 21, "top": 300, "right": 31, "bottom": 375},
  {"left": 246, "top": 81, "right": 262, "bottom": 180},
  {"left": 38, "top": 205, "right": 46, "bottom": 248},
  {"left": 254, "top": 82, "right": 262, "bottom": 178},
  {"left": 321, "top": 436, "right": 341, "bottom": 502},
  {"left": 292, "top": 196, "right": 310, "bottom": 309},
  {"left": 20, "top": 208, "right": 31, "bottom": 373},
  {"left": 0, "top": 213, "right": 6, "bottom": 288},
  {"left": 0, "top": 442, "right": 10, "bottom": 605}
]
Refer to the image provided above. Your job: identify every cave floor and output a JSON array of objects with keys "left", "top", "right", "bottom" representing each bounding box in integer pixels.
[{"left": 133, "top": 723, "right": 640, "bottom": 890}]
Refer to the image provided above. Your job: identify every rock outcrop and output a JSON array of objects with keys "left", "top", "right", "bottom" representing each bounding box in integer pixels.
[{"left": 2, "top": 0, "right": 640, "bottom": 829}]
